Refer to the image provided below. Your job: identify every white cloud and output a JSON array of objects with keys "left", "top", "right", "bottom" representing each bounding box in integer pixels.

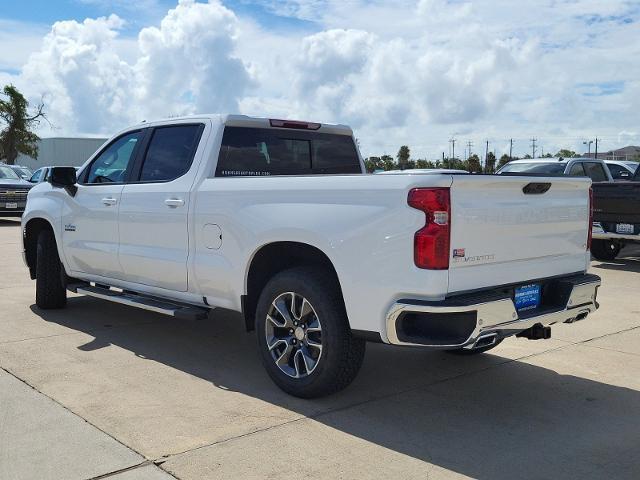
[
  {"left": 2, "top": 0, "right": 640, "bottom": 157},
  {"left": 14, "top": 0, "right": 251, "bottom": 135}
]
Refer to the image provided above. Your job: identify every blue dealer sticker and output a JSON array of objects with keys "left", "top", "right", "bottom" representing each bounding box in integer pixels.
[{"left": 514, "top": 284, "right": 541, "bottom": 311}]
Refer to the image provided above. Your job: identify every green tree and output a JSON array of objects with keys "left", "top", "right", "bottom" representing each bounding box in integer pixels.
[
  {"left": 0, "top": 85, "right": 47, "bottom": 164},
  {"left": 397, "top": 145, "right": 410, "bottom": 170},
  {"left": 556, "top": 149, "right": 576, "bottom": 159},
  {"left": 442, "top": 157, "right": 465, "bottom": 170},
  {"left": 380, "top": 154, "right": 396, "bottom": 171},
  {"left": 415, "top": 159, "right": 435, "bottom": 169},
  {"left": 484, "top": 152, "right": 496, "bottom": 173},
  {"left": 364, "top": 156, "right": 382, "bottom": 173},
  {"left": 465, "top": 154, "right": 482, "bottom": 173}
]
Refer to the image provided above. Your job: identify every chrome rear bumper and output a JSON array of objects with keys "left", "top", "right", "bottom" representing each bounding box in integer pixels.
[
  {"left": 592, "top": 222, "right": 640, "bottom": 242},
  {"left": 386, "top": 274, "right": 600, "bottom": 349}
]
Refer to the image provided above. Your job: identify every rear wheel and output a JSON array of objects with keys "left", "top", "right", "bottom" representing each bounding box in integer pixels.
[
  {"left": 35, "top": 230, "right": 67, "bottom": 309},
  {"left": 255, "top": 267, "right": 365, "bottom": 398},
  {"left": 591, "top": 239, "right": 621, "bottom": 261}
]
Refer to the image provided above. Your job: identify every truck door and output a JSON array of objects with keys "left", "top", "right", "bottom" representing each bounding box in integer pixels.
[
  {"left": 61, "top": 130, "right": 144, "bottom": 278},
  {"left": 117, "top": 121, "right": 207, "bottom": 292}
]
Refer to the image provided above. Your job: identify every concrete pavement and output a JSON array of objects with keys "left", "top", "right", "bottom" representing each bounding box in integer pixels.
[{"left": 0, "top": 218, "right": 639, "bottom": 479}]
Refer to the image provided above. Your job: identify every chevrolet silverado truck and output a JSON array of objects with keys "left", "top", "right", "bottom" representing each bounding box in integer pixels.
[
  {"left": 21, "top": 115, "right": 601, "bottom": 397},
  {"left": 1, "top": 164, "right": 33, "bottom": 217},
  {"left": 592, "top": 165, "right": 640, "bottom": 260}
]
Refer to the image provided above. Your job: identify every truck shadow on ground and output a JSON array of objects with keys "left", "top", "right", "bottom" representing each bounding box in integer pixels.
[
  {"left": 0, "top": 219, "right": 21, "bottom": 227},
  {"left": 591, "top": 246, "right": 640, "bottom": 273},
  {"left": 30, "top": 298, "right": 640, "bottom": 479}
]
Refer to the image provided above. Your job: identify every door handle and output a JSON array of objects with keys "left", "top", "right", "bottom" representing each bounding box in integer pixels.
[
  {"left": 102, "top": 197, "right": 117, "bottom": 206},
  {"left": 164, "top": 198, "right": 185, "bottom": 208}
]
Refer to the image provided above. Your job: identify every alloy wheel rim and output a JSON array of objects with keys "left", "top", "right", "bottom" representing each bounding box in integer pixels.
[{"left": 265, "top": 291, "right": 323, "bottom": 378}]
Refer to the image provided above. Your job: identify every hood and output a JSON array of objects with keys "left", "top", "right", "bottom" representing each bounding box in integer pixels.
[{"left": 0, "top": 178, "right": 34, "bottom": 189}]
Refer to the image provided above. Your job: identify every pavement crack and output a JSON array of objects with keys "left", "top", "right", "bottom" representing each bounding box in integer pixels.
[
  {"left": 0, "top": 366, "right": 154, "bottom": 473},
  {"left": 84, "top": 460, "right": 152, "bottom": 480}
]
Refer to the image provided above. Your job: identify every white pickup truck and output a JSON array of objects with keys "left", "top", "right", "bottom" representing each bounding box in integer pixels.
[{"left": 22, "top": 114, "right": 600, "bottom": 397}]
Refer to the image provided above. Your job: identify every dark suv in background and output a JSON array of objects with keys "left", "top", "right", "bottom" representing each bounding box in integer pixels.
[{"left": 0, "top": 165, "right": 33, "bottom": 217}]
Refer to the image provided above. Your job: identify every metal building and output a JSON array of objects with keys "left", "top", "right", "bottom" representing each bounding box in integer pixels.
[{"left": 15, "top": 137, "right": 107, "bottom": 170}]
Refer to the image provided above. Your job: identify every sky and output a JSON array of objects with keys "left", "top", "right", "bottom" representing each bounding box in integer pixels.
[{"left": 0, "top": 0, "right": 639, "bottom": 159}]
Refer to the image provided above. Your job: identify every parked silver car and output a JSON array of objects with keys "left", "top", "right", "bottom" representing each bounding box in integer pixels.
[{"left": 496, "top": 157, "right": 613, "bottom": 183}]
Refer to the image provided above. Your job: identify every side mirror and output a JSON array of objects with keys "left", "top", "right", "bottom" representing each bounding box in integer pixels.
[{"left": 49, "top": 167, "right": 78, "bottom": 196}]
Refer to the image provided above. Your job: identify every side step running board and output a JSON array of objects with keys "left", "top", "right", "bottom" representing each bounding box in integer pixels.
[{"left": 76, "top": 285, "right": 209, "bottom": 320}]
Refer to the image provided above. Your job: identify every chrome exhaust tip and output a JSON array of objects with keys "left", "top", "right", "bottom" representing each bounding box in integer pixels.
[{"left": 473, "top": 333, "right": 498, "bottom": 349}]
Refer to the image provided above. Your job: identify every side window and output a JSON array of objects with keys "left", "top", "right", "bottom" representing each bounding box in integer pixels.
[
  {"left": 29, "top": 169, "right": 43, "bottom": 183},
  {"left": 85, "top": 131, "right": 143, "bottom": 184},
  {"left": 607, "top": 164, "right": 628, "bottom": 179},
  {"left": 139, "top": 125, "right": 202, "bottom": 182},
  {"left": 568, "top": 162, "right": 586, "bottom": 177},
  {"left": 584, "top": 162, "right": 608, "bottom": 182}
]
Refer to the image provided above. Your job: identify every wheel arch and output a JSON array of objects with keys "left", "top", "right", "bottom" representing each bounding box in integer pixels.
[
  {"left": 243, "top": 241, "right": 346, "bottom": 332},
  {"left": 23, "top": 217, "right": 56, "bottom": 279}
]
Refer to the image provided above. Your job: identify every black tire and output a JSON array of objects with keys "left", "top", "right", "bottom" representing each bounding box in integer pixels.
[
  {"left": 35, "top": 230, "right": 67, "bottom": 309},
  {"left": 255, "top": 266, "right": 366, "bottom": 398},
  {"left": 446, "top": 338, "right": 503, "bottom": 355},
  {"left": 591, "top": 239, "right": 621, "bottom": 261}
]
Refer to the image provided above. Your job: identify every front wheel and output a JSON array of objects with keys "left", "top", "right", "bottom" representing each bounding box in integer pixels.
[
  {"left": 35, "top": 230, "right": 67, "bottom": 309},
  {"left": 591, "top": 239, "right": 621, "bottom": 261},
  {"left": 255, "top": 267, "right": 366, "bottom": 398}
]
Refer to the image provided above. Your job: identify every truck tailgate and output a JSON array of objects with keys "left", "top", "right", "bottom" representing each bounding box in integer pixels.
[
  {"left": 593, "top": 182, "right": 640, "bottom": 225},
  {"left": 447, "top": 175, "right": 591, "bottom": 293}
]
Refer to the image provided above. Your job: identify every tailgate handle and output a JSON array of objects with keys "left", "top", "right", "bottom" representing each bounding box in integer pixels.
[{"left": 523, "top": 183, "right": 551, "bottom": 194}]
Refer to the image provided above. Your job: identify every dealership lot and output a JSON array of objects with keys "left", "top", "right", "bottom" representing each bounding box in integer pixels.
[{"left": 1, "top": 218, "right": 639, "bottom": 479}]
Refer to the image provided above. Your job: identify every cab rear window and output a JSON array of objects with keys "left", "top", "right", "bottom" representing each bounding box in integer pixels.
[{"left": 215, "top": 127, "right": 361, "bottom": 177}]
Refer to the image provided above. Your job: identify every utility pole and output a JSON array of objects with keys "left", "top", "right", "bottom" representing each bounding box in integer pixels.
[
  {"left": 467, "top": 140, "right": 473, "bottom": 159},
  {"left": 530, "top": 137, "right": 537, "bottom": 158},
  {"left": 583, "top": 140, "right": 593, "bottom": 157},
  {"left": 449, "top": 138, "right": 456, "bottom": 159},
  {"left": 509, "top": 138, "right": 513, "bottom": 161},
  {"left": 594, "top": 138, "right": 599, "bottom": 159},
  {"left": 485, "top": 140, "right": 489, "bottom": 171}
]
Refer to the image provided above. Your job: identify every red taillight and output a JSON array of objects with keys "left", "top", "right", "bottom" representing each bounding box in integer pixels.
[
  {"left": 408, "top": 187, "right": 451, "bottom": 270},
  {"left": 269, "top": 119, "right": 321, "bottom": 130},
  {"left": 587, "top": 186, "right": 593, "bottom": 251}
]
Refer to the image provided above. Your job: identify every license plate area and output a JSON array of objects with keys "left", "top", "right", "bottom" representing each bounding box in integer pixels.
[
  {"left": 5, "top": 202, "right": 17, "bottom": 209},
  {"left": 616, "top": 223, "right": 635, "bottom": 234},
  {"left": 514, "top": 284, "right": 541, "bottom": 312}
]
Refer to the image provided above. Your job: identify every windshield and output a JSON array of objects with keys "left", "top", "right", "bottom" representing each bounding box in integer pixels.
[
  {"left": 499, "top": 162, "right": 566, "bottom": 175},
  {"left": 0, "top": 165, "right": 21, "bottom": 180},
  {"left": 14, "top": 167, "right": 32, "bottom": 177}
]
